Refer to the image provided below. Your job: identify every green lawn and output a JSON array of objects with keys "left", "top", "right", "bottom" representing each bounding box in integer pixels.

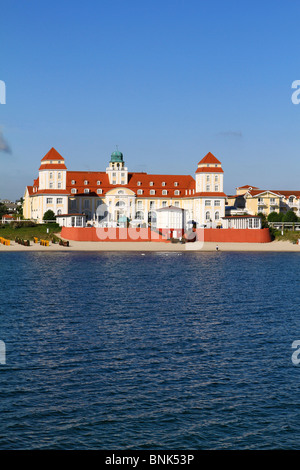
[{"left": 0, "top": 223, "right": 62, "bottom": 241}]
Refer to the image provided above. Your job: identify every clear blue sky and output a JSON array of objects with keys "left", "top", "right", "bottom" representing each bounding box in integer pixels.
[{"left": 1, "top": 0, "right": 300, "bottom": 200}]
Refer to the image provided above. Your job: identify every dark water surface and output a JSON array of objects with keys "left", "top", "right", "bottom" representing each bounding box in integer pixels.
[{"left": 0, "top": 251, "right": 300, "bottom": 449}]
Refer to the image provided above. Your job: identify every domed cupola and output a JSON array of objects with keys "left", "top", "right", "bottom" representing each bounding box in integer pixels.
[
  {"left": 110, "top": 150, "right": 124, "bottom": 163},
  {"left": 106, "top": 148, "right": 128, "bottom": 185}
]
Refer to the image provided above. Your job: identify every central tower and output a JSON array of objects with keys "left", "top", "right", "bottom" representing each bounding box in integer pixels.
[{"left": 106, "top": 149, "right": 128, "bottom": 185}]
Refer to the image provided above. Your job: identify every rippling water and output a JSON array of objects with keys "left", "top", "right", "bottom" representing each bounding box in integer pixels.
[{"left": 0, "top": 251, "right": 300, "bottom": 449}]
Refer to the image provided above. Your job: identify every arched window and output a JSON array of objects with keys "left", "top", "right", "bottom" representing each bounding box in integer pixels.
[
  {"left": 57, "top": 209, "right": 62, "bottom": 215},
  {"left": 116, "top": 200, "right": 125, "bottom": 207},
  {"left": 136, "top": 211, "right": 144, "bottom": 220},
  {"left": 215, "top": 211, "right": 220, "bottom": 220},
  {"left": 205, "top": 211, "right": 210, "bottom": 221}
]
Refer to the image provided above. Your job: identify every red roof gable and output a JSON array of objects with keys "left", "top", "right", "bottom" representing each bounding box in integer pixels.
[
  {"left": 196, "top": 167, "right": 224, "bottom": 173},
  {"left": 41, "top": 147, "right": 64, "bottom": 162},
  {"left": 198, "top": 152, "right": 221, "bottom": 165},
  {"left": 39, "top": 163, "right": 67, "bottom": 170}
]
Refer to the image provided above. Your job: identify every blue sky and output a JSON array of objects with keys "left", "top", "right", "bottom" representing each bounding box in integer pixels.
[{"left": 1, "top": 0, "right": 300, "bottom": 200}]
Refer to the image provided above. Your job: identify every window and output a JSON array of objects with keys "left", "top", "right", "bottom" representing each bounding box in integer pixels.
[
  {"left": 58, "top": 182, "right": 61, "bottom": 189},
  {"left": 215, "top": 211, "right": 220, "bottom": 220},
  {"left": 137, "top": 201, "right": 143, "bottom": 209},
  {"left": 289, "top": 197, "right": 294, "bottom": 203},
  {"left": 58, "top": 172, "right": 61, "bottom": 179},
  {"left": 174, "top": 182, "right": 178, "bottom": 186},
  {"left": 84, "top": 188, "right": 89, "bottom": 193},
  {"left": 46, "top": 198, "right": 53, "bottom": 204},
  {"left": 162, "top": 182, "right": 166, "bottom": 186},
  {"left": 206, "top": 185, "right": 210, "bottom": 191},
  {"left": 112, "top": 180, "right": 116, "bottom": 185},
  {"left": 118, "top": 190, "right": 124, "bottom": 195},
  {"left": 206, "top": 175, "right": 210, "bottom": 182},
  {"left": 205, "top": 200, "right": 211, "bottom": 206},
  {"left": 121, "top": 173, "right": 125, "bottom": 178},
  {"left": 174, "top": 201, "right": 179, "bottom": 207},
  {"left": 56, "top": 198, "right": 63, "bottom": 204},
  {"left": 174, "top": 190, "right": 180, "bottom": 195},
  {"left": 258, "top": 198, "right": 264, "bottom": 204},
  {"left": 162, "top": 190, "right": 168, "bottom": 195},
  {"left": 71, "top": 199, "right": 76, "bottom": 209},
  {"left": 49, "top": 183, "right": 53, "bottom": 189},
  {"left": 136, "top": 211, "right": 144, "bottom": 220},
  {"left": 215, "top": 185, "right": 219, "bottom": 191},
  {"left": 162, "top": 201, "right": 167, "bottom": 207},
  {"left": 270, "top": 198, "right": 275, "bottom": 205},
  {"left": 112, "top": 173, "right": 116, "bottom": 177},
  {"left": 150, "top": 190, "right": 156, "bottom": 195},
  {"left": 71, "top": 188, "right": 77, "bottom": 194},
  {"left": 97, "top": 181, "right": 101, "bottom": 185},
  {"left": 150, "top": 201, "right": 155, "bottom": 209},
  {"left": 71, "top": 180, "right": 76, "bottom": 185},
  {"left": 248, "top": 218, "right": 253, "bottom": 228},
  {"left": 97, "top": 189, "right": 102, "bottom": 194},
  {"left": 137, "top": 181, "right": 142, "bottom": 186},
  {"left": 254, "top": 218, "right": 260, "bottom": 228},
  {"left": 137, "top": 189, "right": 143, "bottom": 195},
  {"left": 57, "top": 209, "right": 62, "bottom": 215},
  {"left": 205, "top": 211, "right": 210, "bottom": 221},
  {"left": 215, "top": 175, "right": 218, "bottom": 181},
  {"left": 50, "top": 172, "right": 53, "bottom": 179},
  {"left": 84, "top": 180, "right": 88, "bottom": 185},
  {"left": 150, "top": 181, "right": 154, "bottom": 186},
  {"left": 214, "top": 200, "right": 220, "bottom": 206}
]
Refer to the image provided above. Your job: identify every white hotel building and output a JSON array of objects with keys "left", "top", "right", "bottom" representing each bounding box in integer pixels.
[{"left": 23, "top": 147, "right": 227, "bottom": 230}]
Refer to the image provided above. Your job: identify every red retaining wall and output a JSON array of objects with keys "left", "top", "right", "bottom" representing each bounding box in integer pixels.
[
  {"left": 61, "top": 227, "right": 170, "bottom": 242},
  {"left": 195, "top": 228, "right": 272, "bottom": 243}
]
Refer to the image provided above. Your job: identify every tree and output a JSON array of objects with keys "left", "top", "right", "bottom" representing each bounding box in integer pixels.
[
  {"left": 0, "top": 203, "right": 7, "bottom": 218},
  {"left": 257, "top": 212, "right": 268, "bottom": 228},
  {"left": 283, "top": 210, "right": 298, "bottom": 222},
  {"left": 268, "top": 211, "right": 284, "bottom": 222},
  {"left": 43, "top": 210, "right": 56, "bottom": 221}
]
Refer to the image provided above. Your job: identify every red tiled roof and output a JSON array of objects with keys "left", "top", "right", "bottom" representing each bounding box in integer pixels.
[
  {"left": 195, "top": 167, "right": 224, "bottom": 173},
  {"left": 39, "top": 163, "right": 67, "bottom": 170},
  {"left": 194, "top": 192, "right": 227, "bottom": 198},
  {"left": 198, "top": 152, "right": 221, "bottom": 165},
  {"left": 33, "top": 189, "right": 70, "bottom": 195},
  {"left": 41, "top": 147, "right": 65, "bottom": 162},
  {"left": 236, "top": 185, "right": 259, "bottom": 190},
  {"left": 66, "top": 171, "right": 196, "bottom": 198}
]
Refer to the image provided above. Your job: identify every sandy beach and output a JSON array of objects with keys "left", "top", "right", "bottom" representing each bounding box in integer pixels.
[{"left": 0, "top": 240, "right": 300, "bottom": 252}]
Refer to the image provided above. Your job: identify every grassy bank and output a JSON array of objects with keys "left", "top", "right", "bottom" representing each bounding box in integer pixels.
[
  {"left": 273, "top": 229, "right": 300, "bottom": 243},
  {"left": 0, "top": 222, "right": 61, "bottom": 241}
]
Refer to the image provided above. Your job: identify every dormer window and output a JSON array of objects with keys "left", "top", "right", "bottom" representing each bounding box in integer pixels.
[
  {"left": 150, "top": 190, "right": 155, "bottom": 195},
  {"left": 84, "top": 188, "right": 89, "bottom": 194},
  {"left": 97, "top": 189, "right": 102, "bottom": 194},
  {"left": 162, "top": 190, "right": 168, "bottom": 195},
  {"left": 97, "top": 181, "right": 101, "bottom": 185},
  {"left": 84, "top": 180, "right": 88, "bottom": 185},
  {"left": 71, "top": 188, "right": 77, "bottom": 194},
  {"left": 174, "top": 182, "right": 178, "bottom": 186},
  {"left": 162, "top": 182, "right": 166, "bottom": 186},
  {"left": 137, "top": 189, "right": 143, "bottom": 195},
  {"left": 137, "top": 181, "right": 142, "bottom": 186},
  {"left": 174, "top": 190, "right": 180, "bottom": 195},
  {"left": 71, "top": 180, "right": 76, "bottom": 185}
]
